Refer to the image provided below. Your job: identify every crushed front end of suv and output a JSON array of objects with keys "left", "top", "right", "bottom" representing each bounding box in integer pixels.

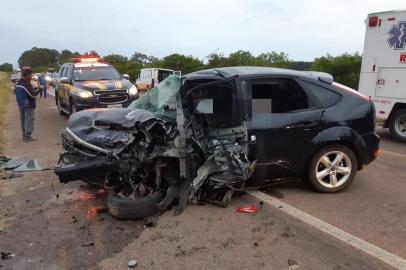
[{"left": 54, "top": 67, "right": 379, "bottom": 219}]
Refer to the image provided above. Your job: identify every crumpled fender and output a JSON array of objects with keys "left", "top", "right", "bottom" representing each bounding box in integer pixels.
[{"left": 311, "top": 126, "right": 367, "bottom": 166}]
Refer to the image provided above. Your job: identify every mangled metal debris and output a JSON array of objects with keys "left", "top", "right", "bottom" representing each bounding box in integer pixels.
[{"left": 54, "top": 74, "right": 258, "bottom": 219}]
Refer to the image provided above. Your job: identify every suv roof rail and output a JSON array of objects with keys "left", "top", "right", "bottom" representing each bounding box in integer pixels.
[{"left": 305, "top": 71, "right": 334, "bottom": 84}]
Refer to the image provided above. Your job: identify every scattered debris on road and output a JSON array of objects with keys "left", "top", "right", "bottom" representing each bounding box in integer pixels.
[
  {"left": 288, "top": 258, "right": 299, "bottom": 269},
  {"left": 236, "top": 205, "right": 258, "bottom": 214},
  {"left": 144, "top": 215, "right": 159, "bottom": 228},
  {"left": 1, "top": 252, "right": 15, "bottom": 260},
  {"left": 0, "top": 156, "right": 43, "bottom": 177},
  {"left": 128, "top": 259, "right": 138, "bottom": 268},
  {"left": 81, "top": 242, "right": 95, "bottom": 247}
]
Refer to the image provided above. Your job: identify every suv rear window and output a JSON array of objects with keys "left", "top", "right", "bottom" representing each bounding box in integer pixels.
[
  {"left": 251, "top": 79, "right": 318, "bottom": 113},
  {"left": 301, "top": 81, "right": 342, "bottom": 108}
]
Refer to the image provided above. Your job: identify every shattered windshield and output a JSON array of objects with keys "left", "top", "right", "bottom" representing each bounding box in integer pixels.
[{"left": 129, "top": 75, "right": 181, "bottom": 120}]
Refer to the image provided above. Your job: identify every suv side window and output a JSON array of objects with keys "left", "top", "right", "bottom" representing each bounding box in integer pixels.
[
  {"left": 66, "top": 66, "right": 73, "bottom": 80},
  {"left": 300, "top": 80, "right": 342, "bottom": 108},
  {"left": 60, "top": 67, "right": 66, "bottom": 77},
  {"left": 250, "top": 78, "right": 319, "bottom": 113}
]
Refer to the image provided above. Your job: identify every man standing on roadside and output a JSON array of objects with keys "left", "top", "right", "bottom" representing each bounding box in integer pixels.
[{"left": 14, "top": 67, "right": 39, "bottom": 142}]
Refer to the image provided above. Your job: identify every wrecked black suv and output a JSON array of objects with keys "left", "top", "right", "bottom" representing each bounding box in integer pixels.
[{"left": 54, "top": 67, "right": 379, "bottom": 219}]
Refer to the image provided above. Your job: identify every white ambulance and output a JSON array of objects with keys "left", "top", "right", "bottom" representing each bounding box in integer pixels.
[
  {"left": 359, "top": 9, "right": 406, "bottom": 141},
  {"left": 136, "top": 68, "right": 181, "bottom": 92}
]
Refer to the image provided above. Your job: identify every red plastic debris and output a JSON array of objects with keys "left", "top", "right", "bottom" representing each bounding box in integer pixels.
[
  {"left": 86, "top": 207, "right": 98, "bottom": 219},
  {"left": 236, "top": 205, "right": 258, "bottom": 213}
]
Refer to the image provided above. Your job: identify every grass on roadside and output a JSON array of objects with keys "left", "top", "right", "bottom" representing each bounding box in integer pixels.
[{"left": 0, "top": 72, "right": 12, "bottom": 154}]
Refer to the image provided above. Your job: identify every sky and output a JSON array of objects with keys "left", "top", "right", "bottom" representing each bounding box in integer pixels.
[{"left": 0, "top": 0, "right": 405, "bottom": 67}]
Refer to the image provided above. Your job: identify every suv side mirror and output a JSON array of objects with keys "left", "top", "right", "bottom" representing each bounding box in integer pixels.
[
  {"left": 60, "top": 77, "right": 70, "bottom": 84},
  {"left": 123, "top": 74, "right": 130, "bottom": 80}
]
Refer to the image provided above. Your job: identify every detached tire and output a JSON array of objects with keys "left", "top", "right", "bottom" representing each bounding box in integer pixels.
[
  {"left": 308, "top": 145, "right": 358, "bottom": 193},
  {"left": 388, "top": 108, "right": 406, "bottom": 142},
  {"left": 107, "top": 190, "right": 163, "bottom": 219}
]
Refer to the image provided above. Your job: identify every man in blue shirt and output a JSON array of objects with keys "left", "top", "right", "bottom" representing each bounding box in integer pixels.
[
  {"left": 14, "top": 67, "right": 40, "bottom": 142},
  {"left": 38, "top": 72, "right": 47, "bottom": 98}
]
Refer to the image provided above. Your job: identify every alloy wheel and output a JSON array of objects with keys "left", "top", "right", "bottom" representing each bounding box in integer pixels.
[{"left": 315, "top": 151, "right": 352, "bottom": 188}]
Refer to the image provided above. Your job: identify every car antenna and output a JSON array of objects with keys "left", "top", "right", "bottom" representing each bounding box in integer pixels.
[{"left": 214, "top": 69, "right": 225, "bottom": 78}]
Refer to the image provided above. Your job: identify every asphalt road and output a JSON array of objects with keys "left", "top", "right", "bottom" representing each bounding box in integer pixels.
[{"left": 0, "top": 92, "right": 405, "bottom": 270}]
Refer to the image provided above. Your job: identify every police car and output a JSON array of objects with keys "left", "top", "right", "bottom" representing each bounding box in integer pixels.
[{"left": 55, "top": 57, "right": 138, "bottom": 115}]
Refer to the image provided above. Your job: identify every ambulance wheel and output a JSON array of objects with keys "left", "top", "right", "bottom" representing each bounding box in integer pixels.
[{"left": 389, "top": 109, "right": 406, "bottom": 142}]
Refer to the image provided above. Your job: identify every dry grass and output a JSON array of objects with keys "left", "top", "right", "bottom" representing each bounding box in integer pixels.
[{"left": 0, "top": 72, "right": 12, "bottom": 154}]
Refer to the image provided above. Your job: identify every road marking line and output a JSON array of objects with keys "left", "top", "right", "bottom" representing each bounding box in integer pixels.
[
  {"left": 379, "top": 149, "right": 406, "bottom": 159},
  {"left": 248, "top": 191, "right": 406, "bottom": 270}
]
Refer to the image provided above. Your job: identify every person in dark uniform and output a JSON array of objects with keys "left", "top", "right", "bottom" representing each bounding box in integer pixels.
[{"left": 14, "top": 67, "right": 40, "bottom": 142}]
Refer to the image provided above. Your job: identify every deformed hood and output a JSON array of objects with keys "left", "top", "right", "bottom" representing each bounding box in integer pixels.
[
  {"left": 66, "top": 108, "right": 158, "bottom": 149},
  {"left": 68, "top": 108, "right": 157, "bottom": 130}
]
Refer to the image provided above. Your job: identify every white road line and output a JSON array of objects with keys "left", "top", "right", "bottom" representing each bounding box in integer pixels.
[
  {"left": 248, "top": 191, "right": 406, "bottom": 270},
  {"left": 379, "top": 149, "right": 406, "bottom": 159}
]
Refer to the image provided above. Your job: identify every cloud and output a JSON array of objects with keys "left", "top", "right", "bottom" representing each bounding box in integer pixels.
[{"left": 1, "top": 0, "right": 405, "bottom": 67}]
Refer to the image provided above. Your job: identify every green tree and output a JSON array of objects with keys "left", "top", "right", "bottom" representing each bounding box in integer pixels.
[
  {"left": 0, "top": 63, "right": 13, "bottom": 72},
  {"left": 84, "top": 50, "right": 100, "bottom": 57},
  {"left": 104, "top": 54, "right": 142, "bottom": 82},
  {"left": 255, "top": 52, "right": 290, "bottom": 68},
  {"left": 226, "top": 50, "right": 256, "bottom": 66},
  {"left": 130, "top": 52, "right": 157, "bottom": 65},
  {"left": 60, "top": 50, "right": 74, "bottom": 64},
  {"left": 206, "top": 53, "right": 229, "bottom": 68},
  {"left": 206, "top": 51, "right": 290, "bottom": 69},
  {"left": 288, "top": 61, "right": 313, "bottom": 71},
  {"left": 311, "top": 53, "right": 362, "bottom": 89},
  {"left": 18, "top": 47, "right": 60, "bottom": 71},
  {"left": 157, "top": 54, "right": 204, "bottom": 74}
]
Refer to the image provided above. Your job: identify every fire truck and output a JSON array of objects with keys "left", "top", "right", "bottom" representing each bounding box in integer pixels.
[{"left": 359, "top": 9, "right": 406, "bottom": 141}]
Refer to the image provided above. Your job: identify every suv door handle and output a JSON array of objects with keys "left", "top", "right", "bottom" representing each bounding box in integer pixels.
[
  {"left": 285, "top": 121, "right": 318, "bottom": 129},
  {"left": 297, "top": 121, "right": 317, "bottom": 128}
]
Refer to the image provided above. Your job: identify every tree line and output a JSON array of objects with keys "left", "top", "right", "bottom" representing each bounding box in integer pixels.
[{"left": 0, "top": 47, "right": 362, "bottom": 89}]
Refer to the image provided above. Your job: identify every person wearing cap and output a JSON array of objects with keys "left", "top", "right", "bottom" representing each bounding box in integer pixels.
[{"left": 14, "top": 67, "right": 40, "bottom": 142}]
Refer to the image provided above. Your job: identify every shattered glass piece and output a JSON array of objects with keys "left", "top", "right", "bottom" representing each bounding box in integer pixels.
[
  {"left": 130, "top": 75, "right": 182, "bottom": 119},
  {"left": 13, "top": 159, "right": 42, "bottom": 172},
  {"left": 5, "top": 157, "right": 29, "bottom": 170}
]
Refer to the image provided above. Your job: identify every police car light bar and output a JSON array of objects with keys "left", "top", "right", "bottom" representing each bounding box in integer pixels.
[{"left": 71, "top": 57, "right": 103, "bottom": 63}]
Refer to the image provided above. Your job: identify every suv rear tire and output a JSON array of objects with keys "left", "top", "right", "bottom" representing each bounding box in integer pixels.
[
  {"left": 388, "top": 108, "right": 406, "bottom": 142},
  {"left": 308, "top": 145, "right": 358, "bottom": 193}
]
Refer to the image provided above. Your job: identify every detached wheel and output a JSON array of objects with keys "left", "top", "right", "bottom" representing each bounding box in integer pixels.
[
  {"left": 308, "top": 145, "right": 357, "bottom": 193},
  {"left": 107, "top": 190, "right": 163, "bottom": 219},
  {"left": 388, "top": 109, "right": 406, "bottom": 142}
]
